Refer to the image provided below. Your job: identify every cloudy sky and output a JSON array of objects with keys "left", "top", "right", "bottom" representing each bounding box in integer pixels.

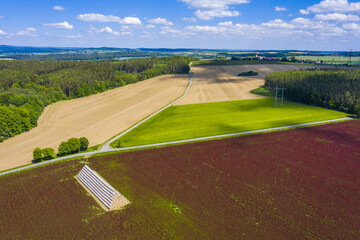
[{"left": 0, "top": 0, "right": 360, "bottom": 50}]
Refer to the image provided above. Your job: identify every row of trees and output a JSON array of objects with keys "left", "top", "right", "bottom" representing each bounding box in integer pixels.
[
  {"left": 33, "top": 147, "right": 55, "bottom": 162},
  {"left": 0, "top": 56, "right": 195, "bottom": 141},
  {"left": 33, "top": 137, "right": 89, "bottom": 162},
  {"left": 265, "top": 68, "right": 360, "bottom": 116},
  {"left": 58, "top": 137, "right": 89, "bottom": 156}
]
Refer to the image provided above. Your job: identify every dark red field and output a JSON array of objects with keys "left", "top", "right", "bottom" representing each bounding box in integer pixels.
[{"left": 0, "top": 120, "right": 359, "bottom": 239}]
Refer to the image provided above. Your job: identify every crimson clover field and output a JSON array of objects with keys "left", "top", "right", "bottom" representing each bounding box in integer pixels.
[{"left": 0, "top": 120, "right": 359, "bottom": 239}]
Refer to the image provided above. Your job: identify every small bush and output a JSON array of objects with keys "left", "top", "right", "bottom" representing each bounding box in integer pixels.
[
  {"left": 42, "top": 147, "right": 55, "bottom": 160},
  {"left": 80, "top": 137, "right": 89, "bottom": 151},
  {"left": 58, "top": 141, "right": 69, "bottom": 156},
  {"left": 33, "top": 148, "right": 42, "bottom": 162},
  {"left": 238, "top": 71, "right": 258, "bottom": 76},
  {"left": 67, "top": 138, "right": 81, "bottom": 153}
]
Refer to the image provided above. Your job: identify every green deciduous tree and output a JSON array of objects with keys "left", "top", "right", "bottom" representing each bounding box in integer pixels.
[
  {"left": 79, "top": 137, "right": 89, "bottom": 151},
  {"left": 58, "top": 141, "right": 69, "bottom": 156},
  {"left": 33, "top": 147, "right": 42, "bottom": 161},
  {"left": 42, "top": 147, "right": 55, "bottom": 160},
  {"left": 67, "top": 137, "right": 81, "bottom": 153}
]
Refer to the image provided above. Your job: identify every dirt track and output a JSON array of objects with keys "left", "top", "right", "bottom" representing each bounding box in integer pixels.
[
  {"left": 175, "top": 64, "right": 312, "bottom": 105},
  {"left": 0, "top": 75, "right": 188, "bottom": 171}
]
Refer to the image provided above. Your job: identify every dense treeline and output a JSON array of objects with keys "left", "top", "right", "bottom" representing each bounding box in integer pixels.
[
  {"left": 265, "top": 68, "right": 360, "bottom": 115},
  {"left": 0, "top": 56, "right": 194, "bottom": 141}
]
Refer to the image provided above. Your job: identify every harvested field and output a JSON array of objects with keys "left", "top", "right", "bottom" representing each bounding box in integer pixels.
[
  {"left": 0, "top": 120, "right": 359, "bottom": 239},
  {"left": 0, "top": 74, "right": 188, "bottom": 171},
  {"left": 176, "top": 64, "right": 312, "bottom": 105}
]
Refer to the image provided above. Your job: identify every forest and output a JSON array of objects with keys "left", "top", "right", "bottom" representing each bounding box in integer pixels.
[
  {"left": 265, "top": 68, "right": 360, "bottom": 115},
  {"left": 0, "top": 56, "right": 194, "bottom": 142}
]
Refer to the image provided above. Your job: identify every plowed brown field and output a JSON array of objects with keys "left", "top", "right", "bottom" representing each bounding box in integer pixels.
[
  {"left": 176, "top": 64, "right": 312, "bottom": 105},
  {"left": 0, "top": 74, "right": 188, "bottom": 171}
]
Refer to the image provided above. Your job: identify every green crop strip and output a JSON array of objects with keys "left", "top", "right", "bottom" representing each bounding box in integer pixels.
[{"left": 111, "top": 98, "right": 348, "bottom": 148}]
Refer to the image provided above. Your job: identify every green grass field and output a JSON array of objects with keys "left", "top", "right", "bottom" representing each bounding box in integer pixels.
[
  {"left": 296, "top": 55, "right": 360, "bottom": 65},
  {"left": 111, "top": 98, "right": 348, "bottom": 148},
  {"left": 191, "top": 59, "right": 277, "bottom": 66}
]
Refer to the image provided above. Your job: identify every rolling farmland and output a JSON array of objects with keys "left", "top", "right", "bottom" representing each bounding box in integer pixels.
[
  {"left": 0, "top": 120, "right": 359, "bottom": 239},
  {"left": 176, "top": 64, "right": 313, "bottom": 105},
  {"left": 0, "top": 74, "right": 189, "bottom": 171}
]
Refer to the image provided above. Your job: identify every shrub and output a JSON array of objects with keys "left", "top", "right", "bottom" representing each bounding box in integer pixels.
[
  {"left": 42, "top": 147, "right": 55, "bottom": 160},
  {"left": 238, "top": 71, "right": 258, "bottom": 76},
  {"left": 67, "top": 138, "right": 81, "bottom": 153},
  {"left": 58, "top": 141, "right": 69, "bottom": 156},
  {"left": 79, "top": 137, "right": 89, "bottom": 151},
  {"left": 33, "top": 148, "right": 42, "bottom": 161}
]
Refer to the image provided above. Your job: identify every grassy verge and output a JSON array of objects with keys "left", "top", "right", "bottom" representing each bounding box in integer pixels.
[
  {"left": 250, "top": 87, "right": 274, "bottom": 97},
  {"left": 111, "top": 98, "right": 349, "bottom": 148}
]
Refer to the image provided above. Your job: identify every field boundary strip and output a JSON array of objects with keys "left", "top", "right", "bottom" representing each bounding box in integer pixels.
[{"left": 0, "top": 117, "right": 351, "bottom": 177}]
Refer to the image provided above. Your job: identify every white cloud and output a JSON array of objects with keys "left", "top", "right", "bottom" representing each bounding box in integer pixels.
[
  {"left": 185, "top": 25, "right": 226, "bottom": 32},
  {"left": 218, "top": 21, "right": 233, "bottom": 26},
  {"left": 195, "top": 9, "right": 240, "bottom": 20},
  {"left": 291, "top": 17, "right": 312, "bottom": 26},
  {"left": 315, "top": 13, "right": 359, "bottom": 21},
  {"left": 77, "top": 14, "right": 141, "bottom": 25},
  {"left": 119, "top": 17, "right": 142, "bottom": 25},
  {"left": 300, "top": 0, "right": 360, "bottom": 14},
  {"left": 180, "top": 0, "right": 250, "bottom": 20},
  {"left": 319, "top": 26, "right": 347, "bottom": 36},
  {"left": 43, "top": 21, "right": 73, "bottom": 29},
  {"left": 53, "top": 5, "right": 65, "bottom": 11},
  {"left": 275, "top": 6, "right": 287, "bottom": 11},
  {"left": 145, "top": 24, "right": 156, "bottom": 29},
  {"left": 66, "top": 35, "right": 83, "bottom": 38},
  {"left": 182, "top": 17, "right": 197, "bottom": 22},
  {"left": 77, "top": 13, "right": 121, "bottom": 22},
  {"left": 179, "top": 0, "right": 250, "bottom": 10},
  {"left": 0, "top": 16, "right": 4, "bottom": 19},
  {"left": 17, "top": 27, "right": 36, "bottom": 36},
  {"left": 342, "top": 22, "right": 360, "bottom": 30},
  {"left": 88, "top": 25, "right": 133, "bottom": 36},
  {"left": 300, "top": 9, "right": 310, "bottom": 15},
  {"left": 0, "top": 29, "right": 7, "bottom": 35},
  {"left": 99, "top": 27, "right": 120, "bottom": 35},
  {"left": 159, "top": 26, "right": 189, "bottom": 36},
  {"left": 121, "top": 31, "right": 133, "bottom": 36},
  {"left": 183, "top": 16, "right": 350, "bottom": 40},
  {"left": 148, "top": 18, "right": 173, "bottom": 25},
  {"left": 261, "top": 19, "right": 294, "bottom": 29}
]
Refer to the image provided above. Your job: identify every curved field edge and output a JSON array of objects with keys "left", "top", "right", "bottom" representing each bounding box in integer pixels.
[
  {"left": 111, "top": 98, "right": 349, "bottom": 148},
  {"left": 0, "top": 120, "right": 359, "bottom": 239},
  {"left": 0, "top": 74, "right": 189, "bottom": 171}
]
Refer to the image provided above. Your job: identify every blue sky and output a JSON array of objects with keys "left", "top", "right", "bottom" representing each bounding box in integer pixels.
[{"left": 0, "top": 0, "right": 359, "bottom": 50}]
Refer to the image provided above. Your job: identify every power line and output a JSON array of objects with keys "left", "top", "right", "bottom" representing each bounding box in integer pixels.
[{"left": 274, "top": 86, "right": 286, "bottom": 108}]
